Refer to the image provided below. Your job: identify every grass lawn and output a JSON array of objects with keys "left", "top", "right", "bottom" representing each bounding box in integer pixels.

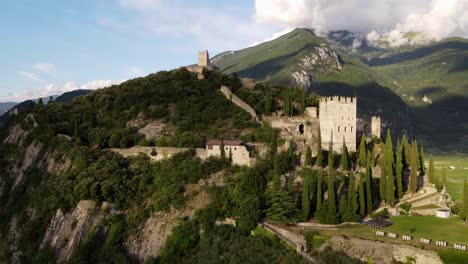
[
  {"left": 431, "top": 154, "right": 468, "bottom": 201},
  {"left": 307, "top": 216, "right": 468, "bottom": 248},
  {"left": 384, "top": 216, "right": 468, "bottom": 245}
]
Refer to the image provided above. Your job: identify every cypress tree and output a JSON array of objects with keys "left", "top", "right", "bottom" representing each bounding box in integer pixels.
[
  {"left": 463, "top": 180, "right": 468, "bottom": 222},
  {"left": 385, "top": 130, "right": 395, "bottom": 206},
  {"left": 379, "top": 154, "right": 387, "bottom": 202},
  {"left": 348, "top": 172, "right": 358, "bottom": 215},
  {"left": 434, "top": 169, "right": 441, "bottom": 191},
  {"left": 358, "top": 134, "right": 367, "bottom": 167},
  {"left": 420, "top": 146, "right": 426, "bottom": 175},
  {"left": 327, "top": 149, "right": 336, "bottom": 214},
  {"left": 38, "top": 98, "right": 44, "bottom": 106},
  {"left": 409, "top": 141, "right": 418, "bottom": 195},
  {"left": 341, "top": 139, "right": 349, "bottom": 171},
  {"left": 269, "top": 131, "right": 277, "bottom": 162},
  {"left": 402, "top": 134, "right": 410, "bottom": 166},
  {"left": 73, "top": 117, "right": 80, "bottom": 138},
  {"left": 302, "top": 170, "right": 316, "bottom": 220},
  {"left": 365, "top": 150, "right": 373, "bottom": 214},
  {"left": 316, "top": 127, "right": 323, "bottom": 167},
  {"left": 428, "top": 155, "right": 435, "bottom": 184},
  {"left": 317, "top": 169, "right": 323, "bottom": 212},
  {"left": 396, "top": 139, "right": 404, "bottom": 199},
  {"left": 305, "top": 145, "right": 312, "bottom": 166},
  {"left": 300, "top": 89, "right": 307, "bottom": 114},
  {"left": 220, "top": 140, "right": 226, "bottom": 159},
  {"left": 359, "top": 177, "right": 366, "bottom": 216}
]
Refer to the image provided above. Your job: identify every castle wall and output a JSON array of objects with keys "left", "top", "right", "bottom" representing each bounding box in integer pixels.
[
  {"left": 319, "top": 96, "right": 357, "bottom": 153},
  {"left": 220, "top": 86, "right": 260, "bottom": 122},
  {"left": 206, "top": 144, "right": 251, "bottom": 166}
]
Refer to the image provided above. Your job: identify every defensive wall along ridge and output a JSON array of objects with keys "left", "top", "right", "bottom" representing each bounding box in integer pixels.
[{"left": 220, "top": 86, "right": 260, "bottom": 122}]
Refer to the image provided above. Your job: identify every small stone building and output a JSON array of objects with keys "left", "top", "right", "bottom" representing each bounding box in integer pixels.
[
  {"left": 206, "top": 140, "right": 251, "bottom": 166},
  {"left": 436, "top": 208, "right": 451, "bottom": 218}
]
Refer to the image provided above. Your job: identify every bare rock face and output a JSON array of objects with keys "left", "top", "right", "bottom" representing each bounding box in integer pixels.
[
  {"left": 42, "top": 200, "right": 111, "bottom": 262},
  {"left": 138, "top": 121, "right": 167, "bottom": 141},
  {"left": 125, "top": 172, "right": 224, "bottom": 262},
  {"left": 10, "top": 140, "right": 44, "bottom": 186},
  {"left": 291, "top": 46, "right": 343, "bottom": 90}
]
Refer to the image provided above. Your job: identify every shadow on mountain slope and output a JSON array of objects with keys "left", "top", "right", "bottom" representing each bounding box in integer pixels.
[
  {"left": 367, "top": 40, "right": 468, "bottom": 67},
  {"left": 411, "top": 94, "right": 468, "bottom": 152}
]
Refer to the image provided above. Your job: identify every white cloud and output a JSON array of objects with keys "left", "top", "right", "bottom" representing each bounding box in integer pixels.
[
  {"left": 0, "top": 80, "right": 122, "bottom": 102},
  {"left": 249, "top": 28, "right": 293, "bottom": 47},
  {"left": 126, "top": 66, "right": 145, "bottom": 78},
  {"left": 255, "top": 0, "right": 468, "bottom": 46},
  {"left": 32, "top": 63, "right": 56, "bottom": 75},
  {"left": 118, "top": 1, "right": 281, "bottom": 52},
  {"left": 17, "top": 71, "right": 43, "bottom": 82}
]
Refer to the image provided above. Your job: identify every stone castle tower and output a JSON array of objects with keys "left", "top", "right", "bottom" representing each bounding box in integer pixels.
[
  {"left": 371, "top": 116, "right": 381, "bottom": 138},
  {"left": 319, "top": 96, "right": 357, "bottom": 153},
  {"left": 198, "top": 50, "right": 210, "bottom": 67}
]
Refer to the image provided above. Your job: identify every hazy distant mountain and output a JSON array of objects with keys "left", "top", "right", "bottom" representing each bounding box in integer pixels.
[
  {"left": 54, "top": 89, "right": 92, "bottom": 103},
  {"left": 0, "top": 102, "right": 17, "bottom": 113}
]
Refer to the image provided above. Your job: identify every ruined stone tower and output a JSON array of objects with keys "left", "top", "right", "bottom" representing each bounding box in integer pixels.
[
  {"left": 371, "top": 116, "right": 381, "bottom": 138},
  {"left": 198, "top": 50, "right": 210, "bottom": 67},
  {"left": 319, "top": 96, "right": 357, "bottom": 153}
]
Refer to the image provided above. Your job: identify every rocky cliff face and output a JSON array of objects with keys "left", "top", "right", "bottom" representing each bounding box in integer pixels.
[
  {"left": 291, "top": 46, "right": 343, "bottom": 90},
  {"left": 42, "top": 200, "right": 113, "bottom": 262},
  {"left": 125, "top": 172, "right": 224, "bottom": 262}
]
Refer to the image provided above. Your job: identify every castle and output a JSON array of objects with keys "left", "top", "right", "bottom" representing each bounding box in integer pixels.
[
  {"left": 206, "top": 140, "right": 252, "bottom": 166},
  {"left": 319, "top": 96, "right": 357, "bottom": 152},
  {"left": 185, "top": 50, "right": 219, "bottom": 78}
]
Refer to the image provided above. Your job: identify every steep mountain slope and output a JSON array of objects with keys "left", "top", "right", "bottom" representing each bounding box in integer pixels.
[
  {"left": 213, "top": 28, "right": 412, "bottom": 140},
  {"left": 0, "top": 102, "right": 16, "bottom": 113},
  {"left": 328, "top": 32, "right": 468, "bottom": 151}
]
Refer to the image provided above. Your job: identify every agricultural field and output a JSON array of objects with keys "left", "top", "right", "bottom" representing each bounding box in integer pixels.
[{"left": 431, "top": 154, "right": 468, "bottom": 201}]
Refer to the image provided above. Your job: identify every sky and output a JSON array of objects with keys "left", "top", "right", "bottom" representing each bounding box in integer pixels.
[{"left": 1, "top": 0, "right": 468, "bottom": 102}]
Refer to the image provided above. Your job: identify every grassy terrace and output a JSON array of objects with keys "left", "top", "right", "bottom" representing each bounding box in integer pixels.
[{"left": 305, "top": 216, "right": 468, "bottom": 249}]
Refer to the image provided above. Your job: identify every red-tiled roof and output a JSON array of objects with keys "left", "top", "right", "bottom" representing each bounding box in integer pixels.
[{"left": 206, "top": 140, "right": 242, "bottom": 146}]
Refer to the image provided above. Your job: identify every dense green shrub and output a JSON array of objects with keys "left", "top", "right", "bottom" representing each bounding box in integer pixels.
[{"left": 437, "top": 249, "right": 468, "bottom": 264}]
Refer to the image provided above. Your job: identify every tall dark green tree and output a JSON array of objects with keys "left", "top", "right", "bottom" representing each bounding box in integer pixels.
[
  {"left": 396, "top": 139, "right": 404, "bottom": 199},
  {"left": 305, "top": 145, "right": 312, "bottom": 166},
  {"left": 428, "top": 155, "right": 435, "bottom": 184},
  {"left": 283, "top": 88, "right": 292, "bottom": 116},
  {"left": 341, "top": 139, "right": 349, "bottom": 171},
  {"left": 359, "top": 177, "right": 366, "bottom": 216},
  {"left": 38, "top": 98, "right": 44, "bottom": 106},
  {"left": 379, "top": 156, "right": 387, "bottom": 202},
  {"left": 300, "top": 89, "right": 307, "bottom": 114},
  {"left": 327, "top": 149, "right": 336, "bottom": 214},
  {"left": 347, "top": 172, "right": 358, "bottom": 215},
  {"left": 385, "top": 130, "right": 395, "bottom": 206},
  {"left": 269, "top": 131, "right": 277, "bottom": 162},
  {"left": 220, "top": 140, "right": 226, "bottom": 159},
  {"left": 365, "top": 150, "right": 373, "bottom": 214},
  {"left": 420, "top": 146, "right": 426, "bottom": 175},
  {"left": 402, "top": 134, "right": 410, "bottom": 166},
  {"left": 358, "top": 134, "right": 367, "bottom": 167},
  {"left": 316, "top": 127, "right": 323, "bottom": 167},
  {"left": 409, "top": 141, "right": 418, "bottom": 195},
  {"left": 316, "top": 169, "right": 323, "bottom": 212},
  {"left": 301, "top": 170, "right": 316, "bottom": 220}
]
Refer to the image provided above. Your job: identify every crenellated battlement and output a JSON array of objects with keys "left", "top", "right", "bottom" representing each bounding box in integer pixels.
[{"left": 320, "top": 96, "right": 357, "bottom": 104}]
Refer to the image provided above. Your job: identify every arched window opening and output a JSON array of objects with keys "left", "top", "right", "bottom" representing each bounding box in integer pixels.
[
  {"left": 338, "top": 126, "right": 340, "bottom": 132},
  {"left": 345, "top": 127, "right": 347, "bottom": 132},
  {"left": 299, "top": 124, "right": 304, "bottom": 135}
]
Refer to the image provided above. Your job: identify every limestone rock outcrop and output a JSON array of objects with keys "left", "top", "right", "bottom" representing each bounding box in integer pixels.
[{"left": 291, "top": 46, "right": 343, "bottom": 90}]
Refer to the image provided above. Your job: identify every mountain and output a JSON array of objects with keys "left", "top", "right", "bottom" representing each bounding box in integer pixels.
[
  {"left": 327, "top": 31, "right": 468, "bottom": 152},
  {"left": 0, "top": 102, "right": 17, "bottom": 114},
  {"left": 213, "top": 28, "right": 412, "bottom": 144},
  {"left": 213, "top": 28, "right": 468, "bottom": 152},
  {"left": 54, "top": 89, "right": 92, "bottom": 103}
]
